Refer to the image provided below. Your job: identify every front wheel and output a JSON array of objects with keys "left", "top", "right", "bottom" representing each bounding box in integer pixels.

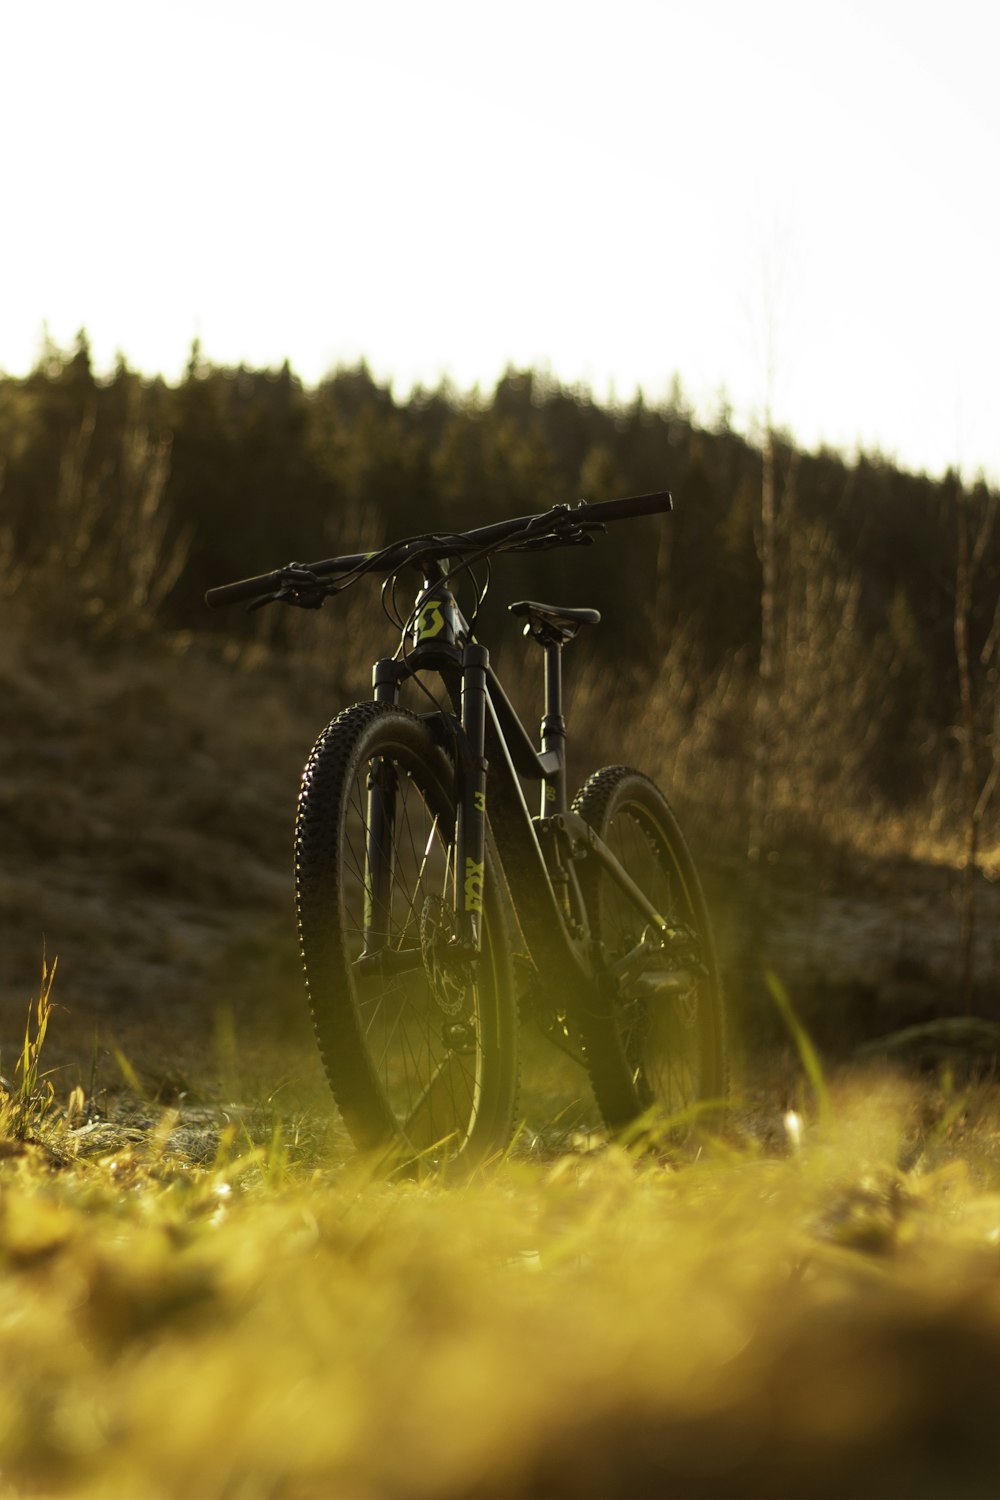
[
  {"left": 571, "top": 766, "right": 727, "bottom": 1134},
  {"left": 295, "top": 702, "right": 519, "bottom": 1173}
]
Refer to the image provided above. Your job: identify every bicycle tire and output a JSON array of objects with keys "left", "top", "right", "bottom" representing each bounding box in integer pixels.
[
  {"left": 571, "top": 766, "right": 727, "bottom": 1134},
  {"left": 295, "top": 702, "right": 519, "bottom": 1171}
]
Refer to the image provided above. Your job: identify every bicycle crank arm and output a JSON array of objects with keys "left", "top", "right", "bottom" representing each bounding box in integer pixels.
[
  {"left": 607, "top": 930, "right": 705, "bottom": 982},
  {"left": 627, "top": 969, "right": 700, "bottom": 1000}
]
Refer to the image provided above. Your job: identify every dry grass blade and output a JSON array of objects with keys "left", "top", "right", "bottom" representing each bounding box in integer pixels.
[
  {"left": 767, "top": 969, "right": 831, "bottom": 1124},
  {"left": 2, "top": 957, "right": 58, "bottom": 1141}
]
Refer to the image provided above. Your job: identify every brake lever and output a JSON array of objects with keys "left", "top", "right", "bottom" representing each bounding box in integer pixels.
[
  {"left": 246, "top": 563, "right": 332, "bottom": 612},
  {"left": 507, "top": 522, "right": 605, "bottom": 554}
]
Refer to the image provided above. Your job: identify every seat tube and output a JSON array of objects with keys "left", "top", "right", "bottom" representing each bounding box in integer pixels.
[
  {"left": 540, "top": 642, "right": 567, "bottom": 816},
  {"left": 458, "top": 642, "right": 489, "bottom": 953}
]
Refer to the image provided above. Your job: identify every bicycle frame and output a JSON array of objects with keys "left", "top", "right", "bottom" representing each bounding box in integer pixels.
[
  {"left": 363, "top": 565, "right": 676, "bottom": 1012},
  {"left": 206, "top": 489, "right": 727, "bottom": 1152}
]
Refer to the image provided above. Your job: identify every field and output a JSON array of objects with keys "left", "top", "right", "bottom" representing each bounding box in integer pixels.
[
  {"left": 4, "top": 622, "right": 1000, "bottom": 1498},
  {"left": 5, "top": 1022, "right": 1000, "bottom": 1500}
]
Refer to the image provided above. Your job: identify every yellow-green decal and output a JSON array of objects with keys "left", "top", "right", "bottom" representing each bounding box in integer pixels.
[
  {"left": 474, "top": 790, "right": 486, "bottom": 813},
  {"left": 416, "top": 599, "right": 444, "bottom": 639},
  {"left": 464, "top": 858, "right": 484, "bottom": 912}
]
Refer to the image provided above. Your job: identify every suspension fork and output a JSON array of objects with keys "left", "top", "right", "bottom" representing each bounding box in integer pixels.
[
  {"left": 456, "top": 642, "right": 489, "bottom": 956},
  {"left": 363, "top": 648, "right": 487, "bottom": 958},
  {"left": 363, "top": 660, "right": 403, "bottom": 954}
]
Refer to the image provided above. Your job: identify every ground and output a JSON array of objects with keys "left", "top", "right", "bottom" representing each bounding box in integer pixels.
[{"left": 7, "top": 621, "right": 1000, "bottom": 1499}]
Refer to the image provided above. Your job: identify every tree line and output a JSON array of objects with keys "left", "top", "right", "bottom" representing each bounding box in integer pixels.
[{"left": 3, "top": 331, "right": 998, "bottom": 828}]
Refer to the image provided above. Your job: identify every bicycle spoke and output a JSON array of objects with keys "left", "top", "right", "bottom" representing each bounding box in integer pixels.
[
  {"left": 404, "top": 1053, "right": 477, "bottom": 1152},
  {"left": 335, "top": 742, "right": 483, "bottom": 1149},
  {"left": 573, "top": 766, "right": 723, "bottom": 1132}
]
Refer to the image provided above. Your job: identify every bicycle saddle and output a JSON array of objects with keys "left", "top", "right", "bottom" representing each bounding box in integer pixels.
[{"left": 508, "top": 599, "right": 601, "bottom": 645}]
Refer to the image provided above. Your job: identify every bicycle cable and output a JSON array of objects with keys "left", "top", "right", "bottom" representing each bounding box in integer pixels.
[
  {"left": 389, "top": 510, "right": 592, "bottom": 708},
  {"left": 376, "top": 529, "right": 492, "bottom": 712}
]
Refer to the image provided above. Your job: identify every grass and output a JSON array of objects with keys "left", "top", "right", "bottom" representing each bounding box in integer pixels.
[
  {"left": 1, "top": 957, "right": 58, "bottom": 1141},
  {"left": 6, "top": 617, "right": 1000, "bottom": 1496},
  {"left": 4, "top": 973, "right": 1000, "bottom": 1499}
]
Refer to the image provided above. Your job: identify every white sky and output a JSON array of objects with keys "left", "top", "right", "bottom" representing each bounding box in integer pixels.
[{"left": 1, "top": 0, "right": 997, "bottom": 480}]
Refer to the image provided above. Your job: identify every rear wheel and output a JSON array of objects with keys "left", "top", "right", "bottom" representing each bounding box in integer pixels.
[
  {"left": 295, "top": 703, "right": 518, "bottom": 1172},
  {"left": 571, "top": 766, "right": 726, "bottom": 1134}
]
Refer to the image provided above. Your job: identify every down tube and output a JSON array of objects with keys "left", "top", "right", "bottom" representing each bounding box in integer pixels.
[{"left": 457, "top": 643, "right": 489, "bottom": 951}]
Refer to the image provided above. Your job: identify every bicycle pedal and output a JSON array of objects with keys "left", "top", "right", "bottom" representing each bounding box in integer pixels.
[{"left": 628, "top": 969, "right": 699, "bottom": 999}]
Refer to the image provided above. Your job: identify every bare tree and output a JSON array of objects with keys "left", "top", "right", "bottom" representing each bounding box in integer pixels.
[
  {"left": 746, "top": 231, "right": 796, "bottom": 867},
  {"left": 37, "top": 401, "right": 189, "bottom": 637},
  {"left": 747, "top": 423, "right": 778, "bottom": 864},
  {"left": 952, "top": 477, "right": 998, "bottom": 1005}
]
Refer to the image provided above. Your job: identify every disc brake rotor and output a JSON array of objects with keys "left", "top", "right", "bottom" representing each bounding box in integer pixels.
[{"left": 420, "top": 894, "right": 469, "bottom": 1017}]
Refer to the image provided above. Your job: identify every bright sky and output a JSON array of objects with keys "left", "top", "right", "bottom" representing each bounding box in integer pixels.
[{"left": 1, "top": 0, "right": 997, "bottom": 481}]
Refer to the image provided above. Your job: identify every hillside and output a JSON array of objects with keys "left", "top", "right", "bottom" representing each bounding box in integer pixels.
[
  {"left": 4, "top": 341, "right": 1000, "bottom": 1112},
  {"left": 0, "top": 619, "right": 318, "bottom": 1099},
  {"left": 4, "top": 601, "right": 998, "bottom": 1136}
]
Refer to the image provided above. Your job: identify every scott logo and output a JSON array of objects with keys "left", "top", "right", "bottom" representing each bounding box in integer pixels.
[{"left": 415, "top": 599, "right": 445, "bottom": 640}]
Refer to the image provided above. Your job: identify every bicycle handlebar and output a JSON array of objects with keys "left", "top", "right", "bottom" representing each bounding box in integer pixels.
[
  {"left": 572, "top": 490, "right": 673, "bottom": 524},
  {"left": 205, "top": 552, "right": 377, "bottom": 609},
  {"left": 205, "top": 490, "right": 672, "bottom": 609}
]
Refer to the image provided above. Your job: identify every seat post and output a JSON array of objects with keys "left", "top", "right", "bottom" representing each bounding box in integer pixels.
[{"left": 540, "top": 641, "right": 567, "bottom": 815}]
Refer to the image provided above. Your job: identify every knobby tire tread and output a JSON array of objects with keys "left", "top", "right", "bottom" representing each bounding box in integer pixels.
[
  {"left": 571, "top": 765, "right": 727, "bottom": 1133},
  {"left": 295, "top": 702, "right": 519, "bottom": 1172}
]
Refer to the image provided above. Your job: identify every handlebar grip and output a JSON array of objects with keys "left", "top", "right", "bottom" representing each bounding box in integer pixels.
[
  {"left": 205, "top": 569, "right": 282, "bottom": 609},
  {"left": 579, "top": 490, "right": 673, "bottom": 523}
]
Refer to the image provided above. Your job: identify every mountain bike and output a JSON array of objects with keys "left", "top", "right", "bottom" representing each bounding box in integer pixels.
[{"left": 207, "top": 491, "right": 726, "bottom": 1171}]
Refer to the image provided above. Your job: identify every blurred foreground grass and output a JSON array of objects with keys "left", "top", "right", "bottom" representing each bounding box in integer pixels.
[{"left": 4, "top": 1045, "right": 1000, "bottom": 1500}]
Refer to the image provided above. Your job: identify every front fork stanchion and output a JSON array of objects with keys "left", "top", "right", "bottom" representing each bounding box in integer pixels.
[
  {"left": 457, "top": 642, "right": 489, "bottom": 954},
  {"left": 372, "top": 656, "right": 401, "bottom": 706},
  {"left": 364, "top": 658, "right": 402, "bottom": 954},
  {"left": 365, "top": 756, "right": 397, "bottom": 954}
]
